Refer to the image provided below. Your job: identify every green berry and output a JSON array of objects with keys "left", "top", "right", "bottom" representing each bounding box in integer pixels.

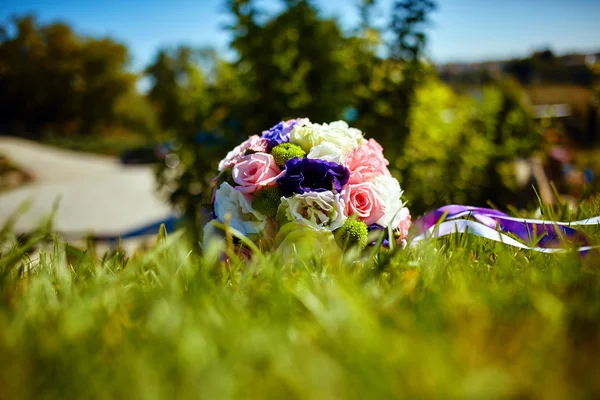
[
  {"left": 252, "top": 186, "right": 283, "bottom": 217},
  {"left": 271, "top": 143, "right": 306, "bottom": 167},
  {"left": 334, "top": 219, "right": 369, "bottom": 251}
]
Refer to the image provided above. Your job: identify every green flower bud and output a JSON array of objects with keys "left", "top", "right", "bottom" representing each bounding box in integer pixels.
[
  {"left": 252, "top": 186, "right": 283, "bottom": 217},
  {"left": 271, "top": 143, "right": 306, "bottom": 167},
  {"left": 334, "top": 219, "right": 368, "bottom": 250}
]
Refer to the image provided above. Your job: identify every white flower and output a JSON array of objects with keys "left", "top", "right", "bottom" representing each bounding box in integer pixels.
[
  {"left": 327, "top": 120, "right": 363, "bottom": 141},
  {"left": 319, "top": 120, "right": 363, "bottom": 154},
  {"left": 214, "top": 182, "right": 266, "bottom": 235},
  {"left": 290, "top": 120, "right": 363, "bottom": 155},
  {"left": 289, "top": 123, "right": 321, "bottom": 152},
  {"left": 295, "top": 117, "right": 311, "bottom": 127},
  {"left": 280, "top": 190, "right": 347, "bottom": 231},
  {"left": 371, "top": 175, "right": 407, "bottom": 228},
  {"left": 306, "top": 142, "right": 346, "bottom": 164}
]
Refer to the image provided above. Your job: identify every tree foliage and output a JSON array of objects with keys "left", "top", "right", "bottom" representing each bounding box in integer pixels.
[
  {"left": 401, "top": 76, "right": 540, "bottom": 213},
  {"left": 0, "top": 15, "right": 140, "bottom": 137},
  {"left": 351, "top": 0, "right": 436, "bottom": 163},
  {"left": 227, "top": 0, "right": 360, "bottom": 134},
  {"left": 145, "top": 46, "right": 215, "bottom": 137}
]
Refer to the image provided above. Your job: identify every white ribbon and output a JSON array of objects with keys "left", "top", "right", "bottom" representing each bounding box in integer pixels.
[
  {"left": 410, "top": 219, "right": 598, "bottom": 254},
  {"left": 443, "top": 211, "right": 600, "bottom": 226}
]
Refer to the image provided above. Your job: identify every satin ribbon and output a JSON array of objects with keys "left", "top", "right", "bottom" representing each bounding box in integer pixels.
[{"left": 411, "top": 205, "right": 600, "bottom": 254}]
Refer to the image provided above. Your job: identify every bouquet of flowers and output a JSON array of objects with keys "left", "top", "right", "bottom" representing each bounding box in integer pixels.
[{"left": 203, "top": 118, "right": 411, "bottom": 253}]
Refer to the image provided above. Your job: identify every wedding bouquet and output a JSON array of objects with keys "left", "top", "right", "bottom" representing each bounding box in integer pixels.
[{"left": 203, "top": 118, "right": 411, "bottom": 253}]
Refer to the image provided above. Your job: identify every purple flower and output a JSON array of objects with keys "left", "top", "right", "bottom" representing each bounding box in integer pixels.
[
  {"left": 261, "top": 119, "right": 301, "bottom": 149},
  {"left": 277, "top": 158, "right": 350, "bottom": 197}
]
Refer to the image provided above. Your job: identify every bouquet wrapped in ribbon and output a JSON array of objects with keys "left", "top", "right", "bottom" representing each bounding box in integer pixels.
[{"left": 203, "top": 119, "right": 411, "bottom": 253}]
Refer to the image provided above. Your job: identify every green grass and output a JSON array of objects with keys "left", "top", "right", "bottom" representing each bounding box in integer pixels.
[{"left": 1, "top": 199, "right": 600, "bottom": 399}]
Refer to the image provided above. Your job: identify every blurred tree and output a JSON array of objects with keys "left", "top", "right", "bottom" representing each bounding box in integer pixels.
[
  {"left": 401, "top": 76, "right": 540, "bottom": 213},
  {"left": 0, "top": 15, "right": 136, "bottom": 137},
  {"left": 591, "top": 60, "right": 600, "bottom": 145},
  {"left": 503, "top": 49, "right": 595, "bottom": 86},
  {"left": 145, "top": 46, "right": 213, "bottom": 137},
  {"left": 350, "top": 0, "right": 436, "bottom": 166},
  {"left": 358, "top": 0, "right": 376, "bottom": 31},
  {"left": 227, "top": 0, "right": 359, "bottom": 134},
  {"left": 387, "top": 0, "right": 435, "bottom": 152},
  {"left": 473, "top": 79, "right": 541, "bottom": 205},
  {"left": 389, "top": 0, "right": 435, "bottom": 64},
  {"left": 113, "top": 88, "right": 159, "bottom": 138},
  {"left": 147, "top": 46, "right": 249, "bottom": 247},
  {"left": 340, "top": 3, "right": 383, "bottom": 138},
  {"left": 78, "top": 38, "right": 135, "bottom": 134}
]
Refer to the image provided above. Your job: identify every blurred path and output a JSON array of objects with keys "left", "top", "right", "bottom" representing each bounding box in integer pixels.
[
  {"left": 0, "top": 137, "right": 122, "bottom": 183},
  {"left": 0, "top": 138, "right": 177, "bottom": 240}
]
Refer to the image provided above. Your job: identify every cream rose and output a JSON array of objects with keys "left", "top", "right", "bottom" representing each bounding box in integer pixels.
[
  {"left": 322, "top": 121, "right": 363, "bottom": 145},
  {"left": 280, "top": 190, "right": 346, "bottom": 231},
  {"left": 306, "top": 142, "right": 346, "bottom": 164},
  {"left": 214, "top": 182, "right": 266, "bottom": 235},
  {"left": 290, "top": 120, "right": 363, "bottom": 155},
  {"left": 318, "top": 121, "right": 363, "bottom": 155},
  {"left": 289, "top": 123, "right": 321, "bottom": 152},
  {"left": 371, "top": 175, "right": 406, "bottom": 228}
]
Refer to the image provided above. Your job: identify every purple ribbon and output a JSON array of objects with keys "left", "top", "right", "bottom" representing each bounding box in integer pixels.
[{"left": 414, "top": 205, "right": 590, "bottom": 249}]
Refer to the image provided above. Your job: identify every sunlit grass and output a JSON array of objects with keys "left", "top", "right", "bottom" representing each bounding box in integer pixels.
[{"left": 0, "top": 199, "right": 599, "bottom": 399}]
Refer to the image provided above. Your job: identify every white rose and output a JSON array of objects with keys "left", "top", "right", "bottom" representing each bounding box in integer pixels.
[
  {"left": 295, "top": 117, "right": 311, "bottom": 127},
  {"left": 289, "top": 122, "right": 321, "bottom": 152},
  {"left": 290, "top": 121, "right": 362, "bottom": 156},
  {"left": 280, "top": 190, "right": 347, "bottom": 231},
  {"left": 214, "top": 182, "right": 266, "bottom": 235},
  {"left": 318, "top": 121, "right": 363, "bottom": 154},
  {"left": 328, "top": 120, "right": 363, "bottom": 141},
  {"left": 371, "top": 175, "right": 407, "bottom": 228},
  {"left": 306, "top": 142, "right": 345, "bottom": 164}
]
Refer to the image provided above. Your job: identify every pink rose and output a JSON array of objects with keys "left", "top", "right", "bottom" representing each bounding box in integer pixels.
[
  {"left": 218, "top": 135, "right": 269, "bottom": 171},
  {"left": 345, "top": 139, "right": 390, "bottom": 184},
  {"left": 343, "top": 182, "right": 385, "bottom": 226},
  {"left": 232, "top": 153, "right": 284, "bottom": 194},
  {"left": 396, "top": 214, "right": 411, "bottom": 241}
]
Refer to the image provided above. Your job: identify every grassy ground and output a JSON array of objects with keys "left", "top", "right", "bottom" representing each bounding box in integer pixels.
[{"left": 1, "top": 198, "right": 600, "bottom": 399}]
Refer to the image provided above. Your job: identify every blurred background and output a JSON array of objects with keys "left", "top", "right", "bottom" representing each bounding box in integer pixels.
[{"left": 0, "top": 0, "right": 599, "bottom": 245}]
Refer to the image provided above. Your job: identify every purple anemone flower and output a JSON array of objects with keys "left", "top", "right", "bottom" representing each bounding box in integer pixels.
[
  {"left": 261, "top": 119, "right": 302, "bottom": 149},
  {"left": 277, "top": 158, "right": 350, "bottom": 197}
]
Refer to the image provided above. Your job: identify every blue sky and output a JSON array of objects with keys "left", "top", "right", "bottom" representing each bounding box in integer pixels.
[{"left": 2, "top": 0, "right": 600, "bottom": 71}]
